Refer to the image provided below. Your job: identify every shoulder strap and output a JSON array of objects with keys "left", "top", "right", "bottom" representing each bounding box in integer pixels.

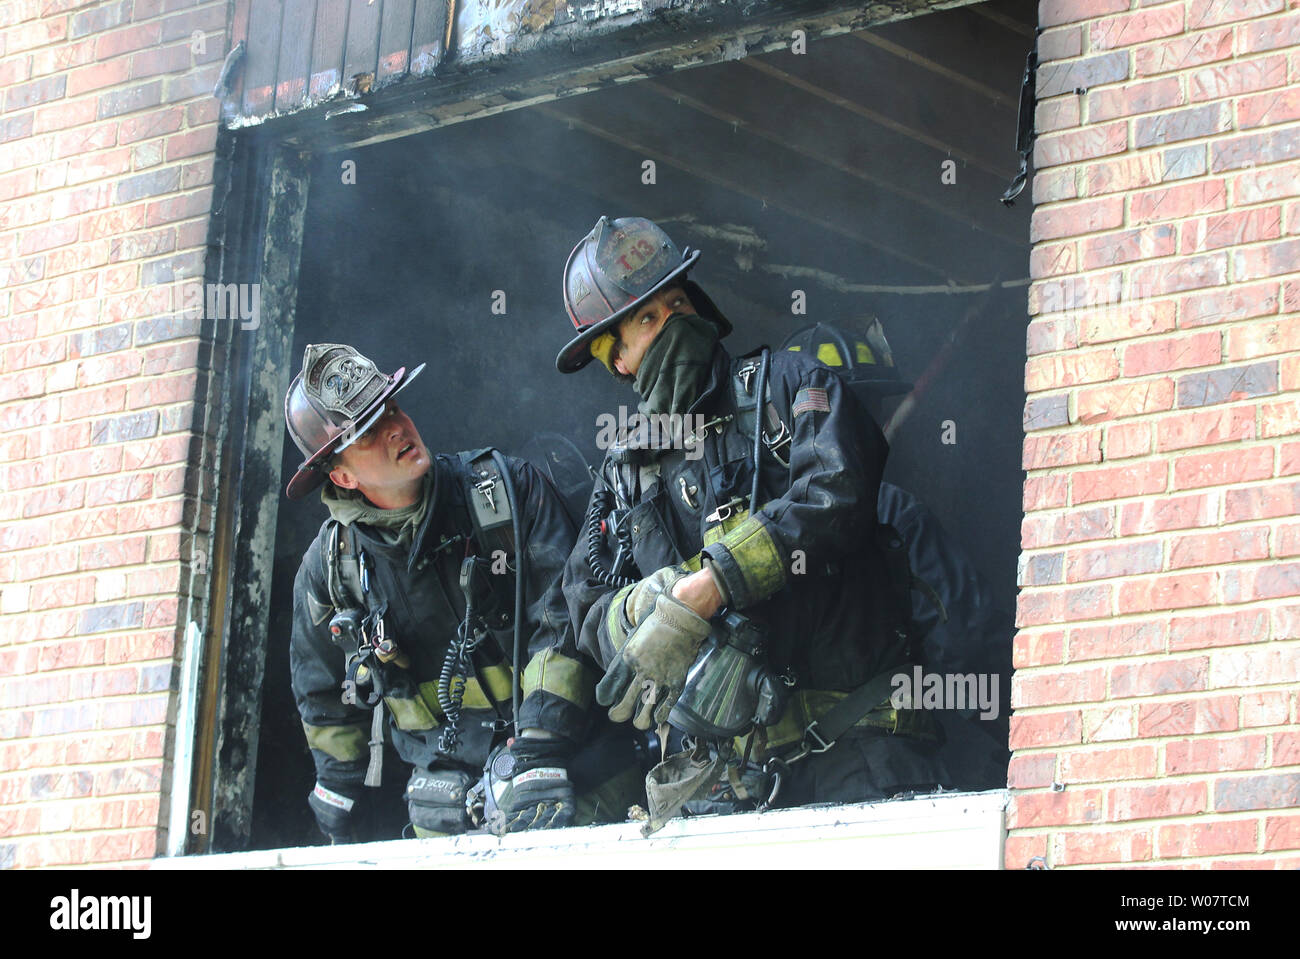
[
  {"left": 457, "top": 448, "right": 516, "bottom": 557},
  {"left": 732, "top": 356, "right": 792, "bottom": 469},
  {"left": 322, "top": 520, "right": 366, "bottom": 611}
]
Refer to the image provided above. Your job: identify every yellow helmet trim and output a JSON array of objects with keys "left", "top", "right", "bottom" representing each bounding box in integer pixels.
[
  {"left": 816, "top": 343, "right": 844, "bottom": 367},
  {"left": 856, "top": 342, "right": 876, "bottom": 364}
]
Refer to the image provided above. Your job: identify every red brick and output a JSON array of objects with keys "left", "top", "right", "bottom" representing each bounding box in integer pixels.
[
  {"left": 1159, "top": 819, "right": 1258, "bottom": 858},
  {"left": 1223, "top": 563, "right": 1300, "bottom": 603},
  {"left": 1008, "top": 787, "right": 1103, "bottom": 829},
  {"left": 1007, "top": 754, "right": 1056, "bottom": 790},
  {"left": 1081, "top": 224, "right": 1176, "bottom": 270},
  {"left": 1132, "top": 181, "right": 1226, "bottom": 227},
  {"left": 1026, "top": 315, "right": 1078, "bottom": 354},
  {"left": 1024, "top": 474, "right": 1069, "bottom": 511},
  {"left": 145, "top": 187, "right": 213, "bottom": 227},
  {"left": 115, "top": 105, "right": 183, "bottom": 144},
  {"left": 1077, "top": 379, "right": 1176, "bottom": 424},
  {"left": 1084, "top": 152, "right": 1168, "bottom": 197},
  {"left": 1073, "top": 459, "right": 1167, "bottom": 504},
  {"left": 1029, "top": 240, "right": 1077, "bottom": 279},
  {"left": 1275, "top": 732, "right": 1300, "bottom": 766},
  {"left": 1173, "top": 446, "right": 1274, "bottom": 490},
  {"left": 28, "top": 576, "right": 95, "bottom": 611},
  {"left": 1062, "top": 745, "right": 1159, "bottom": 784},
  {"left": 1180, "top": 282, "right": 1279, "bottom": 329},
  {"left": 1242, "top": 690, "right": 1290, "bottom": 727},
  {"left": 94, "top": 21, "right": 162, "bottom": 59},
  {"left": 1228, "top": 315, "right": 1300, "bottom": 361},
  {"left": 1030, "top": 196, "right": 1125, "bottom": 242},
  {"left": 1102, "top": 422, "right": 1150, "bottom": 459},
  {"left": 1264, "top": 814, "right": 1300, "bottom": 850},
  {"left": 1022, "top": 431, "right": 1103, "bottom": 470},
  {"left": 1016, "top": 584, "right": 1112, "bottom": 627},
  {"left": 1108, "top": 781, "right": 1207, "bottom": 822},
  {"left": 1034, "top": 124, "right": 1128, "bottom": 171},
  {"left": 1091, "top": 77, "right": 1183, "bottom": 126},
  {"left": 1022, "top": 507, "right": 1116, "bottom": 550},
  {"left": 1068, "top": 620, "right": 1166, "bottom": 662},
  {"left": 1173, "top": 606, "right": 1272, "bottom": 651},
  {"left": 1111, "top": 655, "right": 1209, "bottom": 697},
  {"left": 1078, "top": 300, "right": 1177, "bottom": 345},
  {"left": 1134, "top": 27, "right": 1233, "bottom": 77},
  {"left": 1117, "top": 571, "right": 1217, "bottom": 613},
  {"left": 1156, "top": 407, "right": 1255, "bottom": 453},
  {"left": 1184, "top": 208, "right": 1284, "bottom": 258},
  {"left": 1138, "top": 695, "right": 1238, "bottom": 737},
  {"left": 3, "top": 17, "right": 69, "bottom": 56},
  {"left": 1066, "top": 540, "right": 1163, "bottom": 583},
  {"left": 1170, "top": 528, "right": 1270, "bottom": 570},
  {"left": 1013, "top": 629, "right": 1066, "bottom": 668},
  {"left": 1035, "top": 97, "right": 1080, "bottom": 135},
  {"left": 1012, "top": 665, "right": 1107, "bottom": 707},
  {"left": 1009, "top": 710, "right": 1082, "bottom": 750},
  {"left": 1211, "top": 645, "right": 1300, "bottom": 689},
  {"left": 1091, "top": 6, "right": 1185, "bottom": 51},
  {"left": 1233, "top": 238, "right": 1300, "bottom": 280},
  {"left": 1040, "top": 0, "right": 1130, "bottom": 28},
  {"left": 1168, "top": 736, "right": 1266, "bottom": 774},
  {"left": 1029, "top": 272, "right": 1123, "bottom": 317},
  {"left": 1123, "top": 331, "right": 1221, "bottom": 378},
  {"left": 1033, "top": 167, "right": 1078, "bottom": 205},
  {"left": 1191, "top": 54, "right": 1289, "bottom": 104}
]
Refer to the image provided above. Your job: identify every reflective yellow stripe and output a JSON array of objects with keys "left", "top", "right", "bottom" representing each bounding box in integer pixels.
[
  {"left": 717, "top": 512, "right": 786, "bottom": 601},
  {"left": 302, "top": 721, "right": 368, "bottom": 761},
  {"left": 524, "top": 649, "right": 597, "bottom": 709},
  {"left": 703, "top": 508, "right": 750, "bottom": 548},
  {"left": 384, "top": 694, "right": 439, "bottom": 731}
]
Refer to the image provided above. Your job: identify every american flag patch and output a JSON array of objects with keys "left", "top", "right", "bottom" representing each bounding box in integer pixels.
[{"left": 792, "top": 387, "right": 830, "bottom": 417}]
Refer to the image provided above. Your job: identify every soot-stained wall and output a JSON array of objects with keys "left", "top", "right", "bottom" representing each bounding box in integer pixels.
[{"left": 252, "top": 2, "right": 1035, "bottom": 847}]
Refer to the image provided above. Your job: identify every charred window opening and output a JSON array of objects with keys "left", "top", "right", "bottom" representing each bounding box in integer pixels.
[{"left": 220, "top": 0, "right": 1035, "bottom": 851}]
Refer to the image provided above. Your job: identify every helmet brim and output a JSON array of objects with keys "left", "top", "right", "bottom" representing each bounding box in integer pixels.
[
  {"left": 284, "top": 362, "right": 426, "bottom": 500},
  {"left": 556, "top": 249, "right": 702, "bottom": 374}
]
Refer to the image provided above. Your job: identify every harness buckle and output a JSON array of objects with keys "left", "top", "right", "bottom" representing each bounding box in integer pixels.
[
  {"left": 474, "top": 476, "right": 499, "bottom": 513},
  {"left": 763, "top": 421, "right": 792, "bottom": 467}
]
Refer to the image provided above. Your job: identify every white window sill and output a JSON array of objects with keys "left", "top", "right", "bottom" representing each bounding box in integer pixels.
[{"left": 153, "top": 789, "right": 1008, "bottom": 869}]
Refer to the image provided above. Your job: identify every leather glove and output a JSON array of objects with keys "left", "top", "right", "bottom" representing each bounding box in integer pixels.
[
  {"left": 597, "top": 589, "right": 711, "bottom": 730},
  {"left": 308, "top": 781, "right": 365, "bottom": 844},
  {"left": 406, "top": 767, "right": 475, "bottom": 837},
  {"left": 482, "top": 735, "right": 575, "bottom": 836},
  {"left": 620, "top": 566, "right": 688, "bottom": 635}
]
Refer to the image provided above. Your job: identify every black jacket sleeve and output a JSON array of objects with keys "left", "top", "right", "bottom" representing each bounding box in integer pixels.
[
  {"left": 289, "top": 525, "right": 372, "bottom": 790},
  {"left": 508, "top": 457, "right": 600, "bottom": 742}
]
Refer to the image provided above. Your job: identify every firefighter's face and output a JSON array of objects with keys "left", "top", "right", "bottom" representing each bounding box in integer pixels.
[
  {"left": 328, "top": 400, "right": 431, "bottom": 508},
  {"left": 612, "top": 285, "right": 698, "bottom": 377}
]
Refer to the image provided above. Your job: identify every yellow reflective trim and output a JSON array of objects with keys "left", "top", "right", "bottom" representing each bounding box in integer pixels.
[
  {"left": 523, "top": 649, "right": 596, "bottom": 710},
  {"left": 816, "top": 343, "right": 844, "bottom": 367},
  {"left": 475, "top": 665, "right": 515, "bottom": 705},
  {"left": 590, "top": 332, "right": 617, "bottom": 373},
  {"left": 786, "top": 345, "right": 801, "bottom": 352},
  {"left": 856, "top": 342, "right": 875, "bottom": 364},
  {"left": 384, "top": 694, "right": 439, "bottom": 731},
  {"left": 606, "top": 583, "right": 636, "bottom": 650},
  {"left": 718, "top": 513, "right": 786, "bottom": 602},
  {"left": 302, "top": 721, "right": 368, "bottom": 762},
  {"left": 703, "top": 509, "right": 749, "bottom": 547}
]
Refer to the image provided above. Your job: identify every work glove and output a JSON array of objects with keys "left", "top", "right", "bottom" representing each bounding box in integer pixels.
[
  {"left": 620, "top": 566, "right": 688, "bottom": 633},
  {"left": 405, "top": 766, "right": 475, "bottom": 838},
  {"left": 480, "top": 735, "right": 576, "bottom": 836},
  {"left": 307, "top": 781, "right": 366, "bottom": 844},
  {"left": 597, "top": 588, "right": 712, "bottom": 730}
]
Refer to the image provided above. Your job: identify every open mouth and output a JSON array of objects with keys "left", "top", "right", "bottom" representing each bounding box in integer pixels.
[{"left": 396, "top": 443, "right": 416, "bottom": 461}]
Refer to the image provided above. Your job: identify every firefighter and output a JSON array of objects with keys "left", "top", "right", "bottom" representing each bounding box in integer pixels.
[
  {"left": 284, "top": 342, "right": 638, "bottom": 842},
  {"left": 554, "top": 216, "right": 950, "bottom": 824},
  {"left": 781, "top": 320, "right": 1013, "bottom": 788}
]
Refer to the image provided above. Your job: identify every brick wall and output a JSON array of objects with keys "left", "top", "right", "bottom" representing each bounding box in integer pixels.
[
  {"left": 1009, "top": 0, "right": 1300, "bottom": 867},
  {"left": 0, "top": 0, "right": 227, "bottom": 867}
]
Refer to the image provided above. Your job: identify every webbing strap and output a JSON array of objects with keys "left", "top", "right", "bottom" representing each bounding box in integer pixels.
[{"left": 808, "top": 666, "right": 915, "bottom": 747}]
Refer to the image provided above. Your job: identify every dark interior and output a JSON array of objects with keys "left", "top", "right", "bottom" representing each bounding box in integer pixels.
[{"left": 251, "top": 0, "right": 1036, "bottom": 848}]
